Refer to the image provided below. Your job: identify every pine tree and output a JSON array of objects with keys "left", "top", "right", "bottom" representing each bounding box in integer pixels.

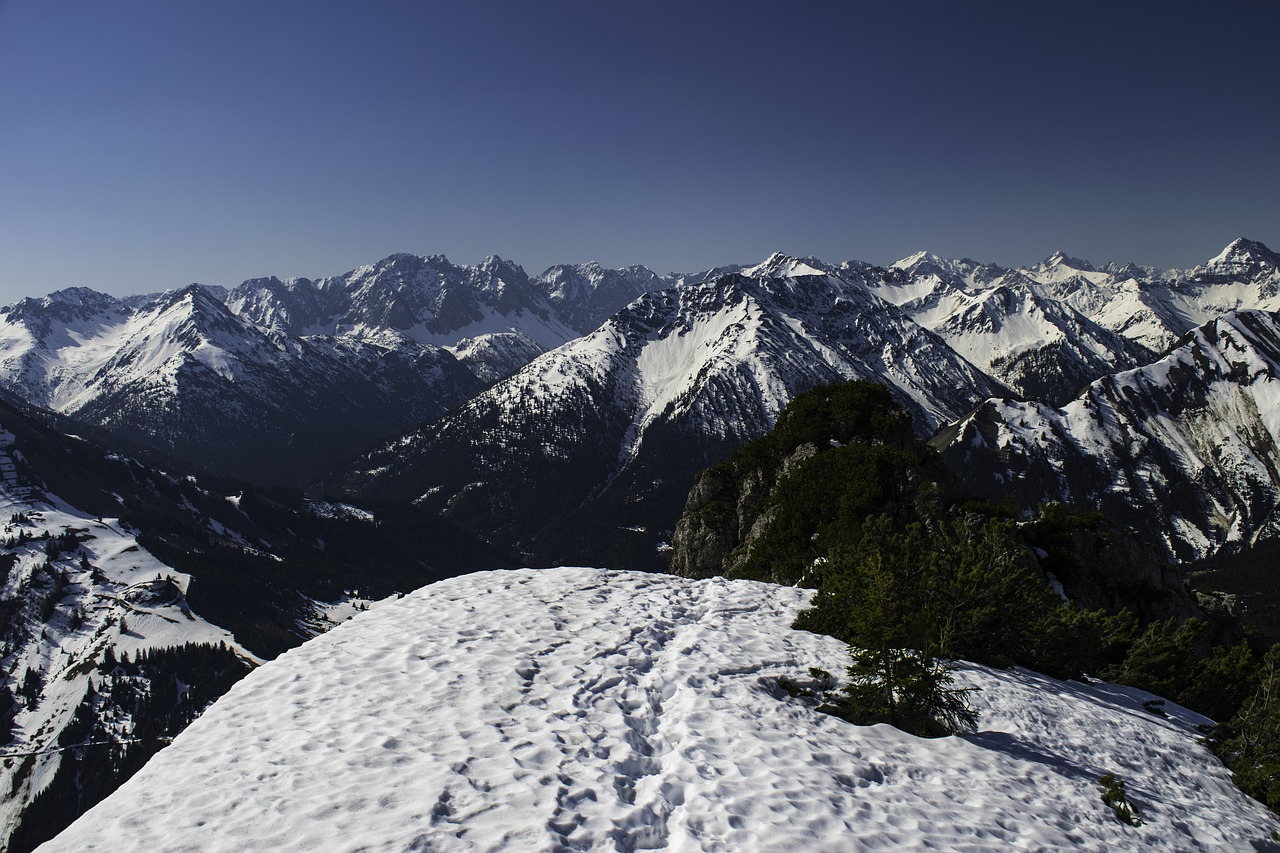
[
  {"left": 1208, "top": 646, "right": 1280, "bottom": 811},
  {"left": 805, "top": 518, "right": 977, "bottom": 737}
]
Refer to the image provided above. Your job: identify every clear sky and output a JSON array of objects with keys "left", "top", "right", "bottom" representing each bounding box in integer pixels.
[{"left": 1, "top": 1, "right": 1277, "bottom": 304}]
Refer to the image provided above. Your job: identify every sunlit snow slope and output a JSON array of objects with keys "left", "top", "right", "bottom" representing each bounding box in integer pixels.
[
  {"left": 936, "top": 309, "right": 1280, "bottom": 562},
  {"left": 43, "top": 568, "right": 1278, "bottom": 852}
]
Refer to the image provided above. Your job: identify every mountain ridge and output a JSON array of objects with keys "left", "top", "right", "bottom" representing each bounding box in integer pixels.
[
  {"left": 933, "top": 308, "right": 1280, "bottom": 563},
  {"left": 2, "top": 237, "right": 1278, "bottom": 559},
  {"left": 325, "top": 266, "right": 1007, "bottom": 567}
]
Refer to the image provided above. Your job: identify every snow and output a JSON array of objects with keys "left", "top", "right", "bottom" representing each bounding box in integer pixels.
[
  {"left": 303, "top": 500, "right": 375, "bottom": 524},
  {"left": 41, "top": 567, "right": 1278, "bottom": 852},
  {"left": 741, "top": 253, "right": 829, "bottom": 279},
  {"left": 367, "top": 305, "right": 577, "bottom": 352},
  {"left": 0, "top": 506, "right": 242, "bottom": 664},
  {"left": 0, "top": 425, "right": 257, "bottom": 837},
  {"left": 941, "top": 309, "right": 1280, "bottom": 561},
  {"left": 629, "top": 296, "right": 764, "bottom": 458},
  {"left": 296, "top": 592, "right": 398, "bottom": 636}
]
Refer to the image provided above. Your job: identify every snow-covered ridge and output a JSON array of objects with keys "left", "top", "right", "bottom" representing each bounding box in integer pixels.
[
  {"left": 2, "top": 238, "right": 1277, "bottom": 493},
  {"left": 332, "top": 267, "right": 1004, "bottom": 566},
  {"left": 0, "top": 275, "right": 484, "bottom": 485},
  {"left": 42, "top": 568, "right": 1279, "bottom": 851},
  {"left": 228, "top": 253, "right": 584, "bottom": 373},
  {"left": 873, "top": 238, "right": 1280, "bottom": 399},
  {"left": 935, "top": 308, "right": 1280, "bottom": 561}
]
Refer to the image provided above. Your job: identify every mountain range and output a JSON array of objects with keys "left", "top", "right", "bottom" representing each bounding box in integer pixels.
[
  {"left": 933, "top": 308, "right": 1280, "bottom": 563},
  {"left": 325, "top": 264, "right": 1004, "bottom": 567},
  {"left": 3, "top": 236, "right": 1280, "bottom": 848},
  {"left": 3, "top": 239, "right": 1279, "bottom": 566}
]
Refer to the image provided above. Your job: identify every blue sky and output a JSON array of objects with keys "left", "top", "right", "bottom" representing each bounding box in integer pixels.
[{"left": 1, "top": 1, "right": 1277, "bottom": 303}]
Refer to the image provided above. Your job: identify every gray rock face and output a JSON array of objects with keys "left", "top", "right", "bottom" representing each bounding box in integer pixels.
[{"left": 669, "top": 443, "right": 816, "bottom": 580}]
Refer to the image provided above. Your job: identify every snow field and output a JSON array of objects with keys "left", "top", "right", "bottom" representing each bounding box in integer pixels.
[{"left": 41, "top": 567, "right": 1280, "bottom": 852}]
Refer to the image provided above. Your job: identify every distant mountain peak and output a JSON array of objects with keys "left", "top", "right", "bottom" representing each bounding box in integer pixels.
[
  {"left": 890, "top": 250, "right": 944, "bottom": 269},
  {"left": 477, "top": 254, "right": 520, "bottom": 271},
  {"left": 1207, "top": 237, "right": 1279, "bottom": 270},
  {"left": 157, "top": 282, "right": 224, "bottom": 311},
  {"left": 742, "top": 252, "right": 830, "bottom": 279},
  {"left": 1043, "top": 250, "right": 1095, "bottom": 272},
  {"left": 44, "top": 285, "right": 116, "bottom": 305}
]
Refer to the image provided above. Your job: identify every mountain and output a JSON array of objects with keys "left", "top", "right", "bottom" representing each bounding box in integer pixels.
[
  {"left": 0, "top": 394, "right": 255, "bottom": 850},
  {"left": 326, "top": 261, "right": 1005, "bottom": 568},
  {"left": 0, "top": 392, "right": 513, "bottom": 851},
  {"left": 869, "top": 238, "right": 1280, "bottom": 403},
  {"left": 5, "top": 238, "right": 1279, "bottom": 552},
  {"left": 871, "top": 255, "right": 1156, "bottom": 405},
  {"left": 933, "top": 309, "right": 1280, "bottom": 563},
  {"left": 6, "top": 238, "right": 1276, "bottom": 490},
  {"left": 39, "top": 567, "right": 1280, "bottom": 851},
  {"left": 1025, "top": 238, "right": 1280, "bottom": 353},
  {"left": 668, "top": 381, "right": 1230, "bottom": 638},
  {"left": 0, "top": 253, "right": 680, "bottom": 485},
  {"left": 228, "top": 253, "right": 585, "bottom": 382},
  {"left": 535, "top": 261, "right": 677, "bottom": 335},
  {"left": 0, "top": 285, "right": 483, "bottom": 485}
]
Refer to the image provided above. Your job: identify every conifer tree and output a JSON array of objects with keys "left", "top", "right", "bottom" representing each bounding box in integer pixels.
[
  {"left": 1209, "top": 646, "right": 1280, "bottom": 811},
  {"left": 805, "top": 518, "right": 977, "bottom": 736}
]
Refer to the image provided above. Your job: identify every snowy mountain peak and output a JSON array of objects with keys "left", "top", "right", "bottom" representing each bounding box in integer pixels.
[
  {"left": 476, "top": 253, "right": 523, "bottom": 274},
  {"left": 532, "top": 261, "right": 673, "bottom": 334},
  {"left": 1, "top": 287, "right": 129, "bottom": 331},
  {"left": 742, "top": 252, "right": 831, "bottom": 279},
  {"left": 385, "top": 251, "right": 431, "bottom": 267},
  {"left": 1206, "top": 237, "right": 1280, "bottom": 272},
  {"left": 160, "top": 282, "right": 221, "bottom": 309},
  {"left": 42, "top": 286, "right": 121, "bottom": 308},
  {"left": 1043, "top": 250, "right": 1095, "bottom": 272},
  {"left": 887, "top": 251, "right": 985, "bottom": 283},
  {"left": 890, "top": 250, "right": 945, "bottom": 270}
]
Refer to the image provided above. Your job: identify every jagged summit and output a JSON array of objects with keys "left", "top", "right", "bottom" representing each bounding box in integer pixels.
[
  {"left": 741, "top": 252, "right": 832, "bottom": 279},
  {"left": 1, "top": 287, "right": 129, "bottom": 329},
  {"left": 1206, "top": 237, "right": 1280, "bottom": 271},
  {"left": 890, "top": 250, "right": 947, "bottom": 270},
  {"left": 159, "top": 281, "right": 225, "bottom": 308},
  {"left": 42, "top": 285, "right": 119, "bottom": 306},
  {"left": 365, "top": 250, "right": 441, "bottom": 270},
  {"left": 1041, "top": 250, "right": 1095, "bottom": 271},
  {"left": 886, "top": 250, "right": 1003, "bottom": 285},
  {"left": 534, "top": 261, "right": 673, "bottom": 334}
]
